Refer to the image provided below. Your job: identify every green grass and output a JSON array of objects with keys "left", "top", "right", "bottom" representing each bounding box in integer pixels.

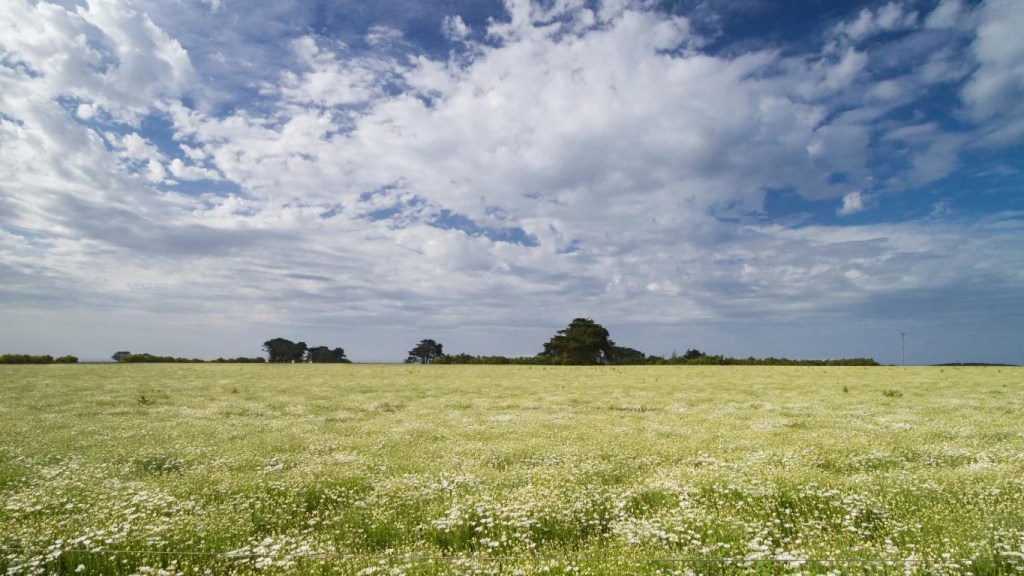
[{"left": 1, "top": 364, "right": 1022, "bottom": 575}]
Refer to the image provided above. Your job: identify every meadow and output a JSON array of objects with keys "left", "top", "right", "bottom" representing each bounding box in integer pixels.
[{"left": 1, "top": 364, "right": 1022, "bottom": 575}]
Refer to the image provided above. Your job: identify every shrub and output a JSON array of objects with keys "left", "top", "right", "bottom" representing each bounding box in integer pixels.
[{"left": 0, "top": 354, "right": 54, "bottom": 364}]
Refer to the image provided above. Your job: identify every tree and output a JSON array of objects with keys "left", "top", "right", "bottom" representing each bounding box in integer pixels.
[
  {"left": 306, "top": 346, "right": 350, "bottom": 363},
  {"left": 262, "top": 338, "right": 308, "bottom": 363},
  {"left": 682, "top": 349, "right": 706, "bottom": 360},
  {"left": 407, "top": 339, "right": 444, "bottom": 364},
  {"left": 112, "top": 351, "right": 131, "bottom": 362},
  {"left": 610, "top": 345, "right": 646, "bottom": 365},
  {"left": 541, "top": 318, "right": 615, "bottom": 364}
]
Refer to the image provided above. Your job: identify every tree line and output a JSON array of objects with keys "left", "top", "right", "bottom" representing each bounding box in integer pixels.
[
  {"left": 111, "top": 351, "right": 266, "bottom": 363},
  {"left": 0, "top": 354, "right": 78, "bottom": 364},
  {"left": 3, "top": 318, "right": 878, "bottom": 366},
  {"left": 435, "top": 352, "right": 879, "bottom": 366},
  {"left": 434, "top": 318, "right": 879, "bottom": 366}
]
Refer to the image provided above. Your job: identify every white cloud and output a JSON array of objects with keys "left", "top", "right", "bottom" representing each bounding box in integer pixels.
[
  {"left": 76, "top": 103, "right": 96, "bottom": 119},
  {"left": 837, "top": 191, "right": 867, "bottom": 216},
  {"left": 1, "top": 0, "right": 1023, "bottom": 364},
  {"left": 0, "top": 0, "right": 193, "bottom": 124},
  {"left": 925, "top": 0, "right": 965, "bottom": 29},
  {"left": 366, "top": 25, "right": 403, "bottom": 47},
  {"left": 168, "top": 158, "right": 220, "bottom": 181},
  {"left": 822, "top": 48, "right": 868, "bottom": 92},
  {"left": 962, "top": 0, "right": 1024, "bottom": 145},
  {"left": 144, "top": 158, "right": 168, "bottom": 183},
  {"left": 443, "top": 15, "right": 471, "bottom": 41},
  {"left": 277, "top": 36, "right": 388, "bottom": 107},
  {"left": 179, "top": 143, "right": 207, "bottom": 162},
  {"left": 833, "top": 1, "right": 919, "bottom": 43},
  {"left": 116, "top": 132, "right": 164, "bottom": 162}
]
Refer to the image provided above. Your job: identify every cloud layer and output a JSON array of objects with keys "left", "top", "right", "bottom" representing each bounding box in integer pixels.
[{"left": 1, "top": 0, "right": 1022, "bottom": 363}]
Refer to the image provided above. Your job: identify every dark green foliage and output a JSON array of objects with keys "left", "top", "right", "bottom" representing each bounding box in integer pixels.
[
  {"left": 659, "top": 353, "right": 880, "bottom": 366},
  {"left": 115, "top": 353, "right": 204, "bottom": 363},
  {"left": 264, "top": 338, "right": 350, "bottom": 363},
  {"left": 262, "top": 338, "right": 308, "bottom": 363},
  {"left": 541, "top": 318, "right": 615, "bottom": 364},
  {"left": 682, "top": 348, "right": 706, "bottom": 360},
  {"left": 407, "top": 339, "right": 444, "bottom": 364},
  {"left": 610, "top": 345, "right": 646, "bottom": 364},
  {"left": 433, "top": 353, "right": 560, "bottom": 365},
  {"left": 111, "top": 351, "right": 132, "bottom": 362},
  {"left": 54, "top": 355, "right": 78, "bottom": 364},
  {"left": 437, "top": 352, "right": 880, "bottom": 366},
  {"left": 306, "top": 346, "right": 350, "bottom": 363},
  {"left": 210, "top": 357, "right": 266, "bottom": 363},
  {"left": 0, "top": 354, "right": 55, "bottom": 364}
]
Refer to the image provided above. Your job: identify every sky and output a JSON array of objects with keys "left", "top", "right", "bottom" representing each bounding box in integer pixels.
[{"left": 1, "top": 0, "right": 1022, "bottom": 365}]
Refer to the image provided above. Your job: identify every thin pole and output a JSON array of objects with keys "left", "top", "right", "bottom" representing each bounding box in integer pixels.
[{"left": 900, "top": 332, "right": 905, "bottom": 366}]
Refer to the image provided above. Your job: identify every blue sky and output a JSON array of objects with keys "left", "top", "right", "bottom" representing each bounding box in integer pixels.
[{"left": 1, "top": 0, "right": 1022, "bottom": 364}]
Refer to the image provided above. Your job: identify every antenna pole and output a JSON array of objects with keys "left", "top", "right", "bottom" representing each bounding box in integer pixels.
[{"left": 900, "top": 332, "right": 906, "bottom": 366}]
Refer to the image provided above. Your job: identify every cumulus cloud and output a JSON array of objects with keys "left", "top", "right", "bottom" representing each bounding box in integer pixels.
[
  {"left": 277, "top": 36, "right": 393, "bottom": 107},
  {"left": 168, "top": 158, "right": 220, "bottom": 181},
  {"left": 1, "top": 0, "right": 1023, "bottom": 363},
  {"left": 0, "top": 0, "right": 193, "bottom": 123}
]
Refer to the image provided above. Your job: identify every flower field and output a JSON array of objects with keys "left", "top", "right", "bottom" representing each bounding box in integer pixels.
[{"left": 1, "top": 364, "right": 1022, "bottom": 575}]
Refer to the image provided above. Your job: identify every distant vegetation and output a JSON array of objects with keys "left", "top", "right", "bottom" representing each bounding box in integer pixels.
[
  {"left": 0, "top": 354, "right": 78, "bottom": 364},
  {"left": 112, "top": 351, "right": 265, "bottom": 363},
  {"left": 434, "top": 352, "right": 879, "bottom": 366},
  {"left": 113, "top": 352, "right": 205, "bottom": 363},
  {"left": 3, "top": 318, "right": 880, "bottom": 366},
  {"left": 406, "top": 339, "right": 444, "bottom": 364},
  {"left": 262, "top": 339, "right": 350, "bottom": 363},
  {"left": 436, "top": 318, "right": 880, "bottom": 366}
]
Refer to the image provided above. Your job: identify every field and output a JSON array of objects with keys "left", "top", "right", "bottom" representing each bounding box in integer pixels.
[{"left": 1, "top": 365, "right": 1023, "bottom": 575}]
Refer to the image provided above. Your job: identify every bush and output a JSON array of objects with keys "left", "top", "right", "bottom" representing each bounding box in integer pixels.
[
  {"left": 54, "top": 355, "right": 79, "bottom": 364},
  {"left": 0, "top": 354, "right": 55, "bottom": 364},
  {"left": 117, "top": 353, "right": 204, "bottom": 363}
]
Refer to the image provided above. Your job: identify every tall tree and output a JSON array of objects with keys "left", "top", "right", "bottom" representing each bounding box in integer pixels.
[
  {"left": 306, "top": 346, "right": 350, "bottom": 363},
  {"left": 407, "top": 339, "right": 444, "bottom": 364},
  {"left": 112, "top": 351, "right": 131, "bottom": 362},
  {"left": 262, "top": 338, "right": 307, "bottom": 363},
  {"left": 541, "top": 318, "right": 615, "bottom": 364}
]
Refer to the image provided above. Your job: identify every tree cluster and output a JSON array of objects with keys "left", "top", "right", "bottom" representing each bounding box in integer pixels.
[
  {"left": 95, "top": 318, "right": 879, "bottom": 366},
  {"left": 406, "top": 339, "right": 444, "bottom": 364},
  {"left": 262, "top": 338, "right": 350, "bottom": 363},
  {"left": 111, "top": 351, "right": 264, "bottom": 363},
  {"left": 647, "top": 354, "right": 880, "bottom": 366},
  {"left": 540, "top": 318, "right": 615, "bottom": 364},
  {"left": 436, "top": 318, "right": 880, "bottom": 366},
  {"left": 0, "top": 354, "right": 78, "bottom": 364},
  {"left": 113, "top": 352, "right": 205, "bottom": 363}
]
